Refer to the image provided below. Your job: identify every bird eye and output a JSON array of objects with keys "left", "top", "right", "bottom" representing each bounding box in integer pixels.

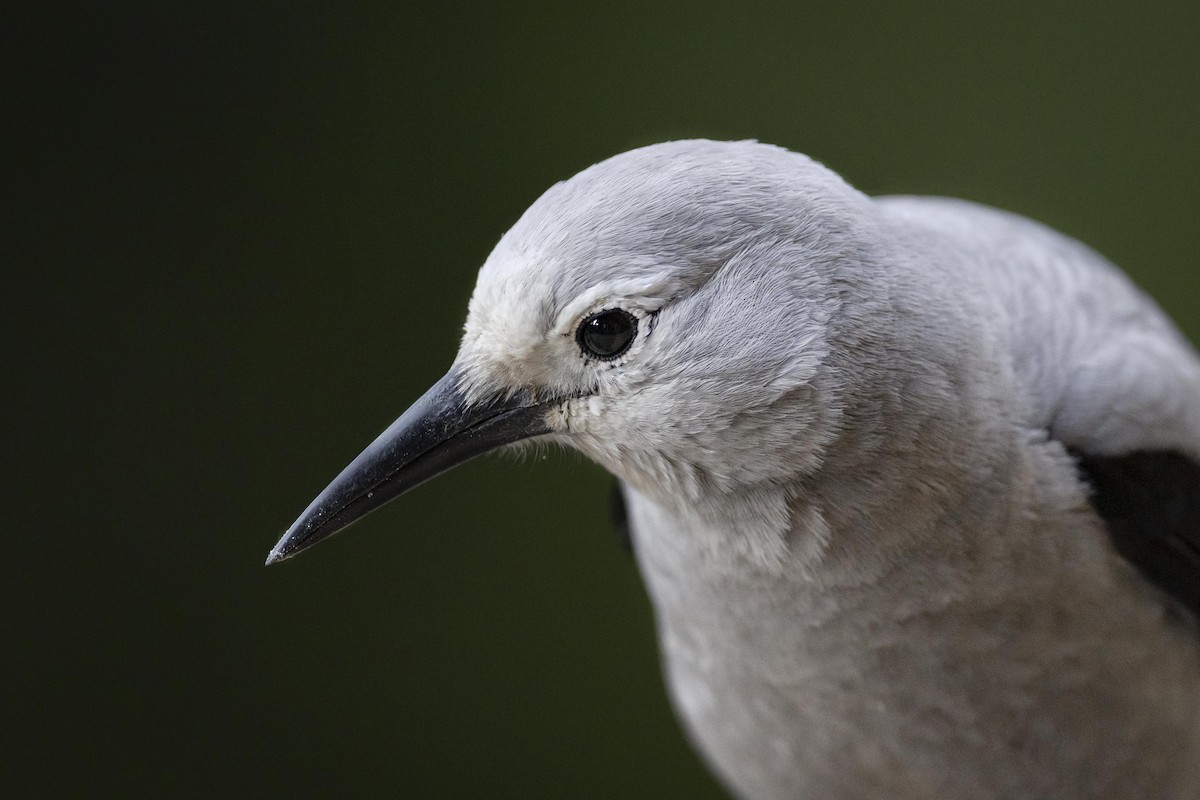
[{"left": 577, "top": 309, "right": 638, "bottom": 360}]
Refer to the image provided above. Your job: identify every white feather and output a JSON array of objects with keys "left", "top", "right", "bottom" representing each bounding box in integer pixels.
[{"left": 455, "top": 140, "right": 1200, "bottom": 799}]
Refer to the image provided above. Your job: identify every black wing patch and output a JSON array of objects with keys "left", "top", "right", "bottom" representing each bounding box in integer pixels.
[
  {"left": 1073, "top": 449, "right": 1200, "bottom": 618},
  {"left": 609, "top": 479, "right": 633, "bottom": 556}
]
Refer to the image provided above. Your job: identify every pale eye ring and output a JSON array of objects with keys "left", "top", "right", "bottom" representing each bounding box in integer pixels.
[{"left": 576, "top": 308, "right": 637, "bottom": 360}]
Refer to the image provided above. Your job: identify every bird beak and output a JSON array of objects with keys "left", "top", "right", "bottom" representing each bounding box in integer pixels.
[{"left": 267, "top": 367, "right": 553, "bottom": 564}]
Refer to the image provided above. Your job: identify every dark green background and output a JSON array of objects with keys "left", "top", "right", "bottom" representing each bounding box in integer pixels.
[{"left": 12, "top": 2, "right": 1199, "bottom": 797}]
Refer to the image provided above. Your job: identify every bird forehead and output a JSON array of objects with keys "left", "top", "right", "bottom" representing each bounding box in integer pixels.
[
  {"left": 467, "top": 141, "right": 816, "bottom": 323},
  {"left": 501, "top": 141, "right": 801, "bottom": 255},
  {"left": 456, "top": 139, "right": 860, "bottom": 397},
  {"left": 463, "top": 276, "right": 554, "bottom": 358}
]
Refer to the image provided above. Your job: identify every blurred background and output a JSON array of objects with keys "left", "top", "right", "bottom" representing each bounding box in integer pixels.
[{"left": 10, "top": 1, "right": 1199, "bottom": 797}]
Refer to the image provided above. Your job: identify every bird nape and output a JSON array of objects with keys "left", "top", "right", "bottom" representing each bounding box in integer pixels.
[{"left": 270, "top": 140, "right": 1200, "bottom": 800}]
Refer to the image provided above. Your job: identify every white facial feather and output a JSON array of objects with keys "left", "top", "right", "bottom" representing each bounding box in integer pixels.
[{"left": 455, "top": 141, "right": 871, "bottom": 530}]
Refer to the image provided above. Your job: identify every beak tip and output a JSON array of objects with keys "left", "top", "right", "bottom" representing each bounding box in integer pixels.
[
  {"left": 264, "top": 537, "right": 294, "bottom": 566},
  {"left": 262, "top": 368, "right": 554, "bottom": 570}
]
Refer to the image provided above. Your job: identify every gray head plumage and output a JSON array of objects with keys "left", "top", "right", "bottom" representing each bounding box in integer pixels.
[{"left": 457, "top": 140, "right": 877, "bottom": 514}]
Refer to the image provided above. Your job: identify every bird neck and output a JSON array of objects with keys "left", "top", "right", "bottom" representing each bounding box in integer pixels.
[{"left": 624, "top": 412, "right": 1039, "bottom": 631}]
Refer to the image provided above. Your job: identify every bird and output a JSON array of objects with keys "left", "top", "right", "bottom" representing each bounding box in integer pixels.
[{"left": 268, "top": 139, "right": 1200, "bottom": 799}]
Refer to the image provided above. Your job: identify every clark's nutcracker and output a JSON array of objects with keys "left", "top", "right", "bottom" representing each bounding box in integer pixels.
[{"left": 269, "top": 140, "right": 1200, "bottom": 799}]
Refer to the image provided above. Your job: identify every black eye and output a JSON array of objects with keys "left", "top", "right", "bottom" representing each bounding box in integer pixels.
[{"left": 577, "top": 309, "right": 638, "bottom": 360}]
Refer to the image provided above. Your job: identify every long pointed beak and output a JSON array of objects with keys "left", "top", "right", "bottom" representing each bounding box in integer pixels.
[{"left": 267, "top": 367, "right": 553, "bottom": 564}]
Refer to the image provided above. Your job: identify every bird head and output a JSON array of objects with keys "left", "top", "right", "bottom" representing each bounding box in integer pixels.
[{"left": 268, "top": 140, "right": 873, "bottom": 564}]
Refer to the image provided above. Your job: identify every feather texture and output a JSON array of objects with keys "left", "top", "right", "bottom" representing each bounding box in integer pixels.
[{"left": 451, "top": 140, "right": 1200, "bottom": 799}]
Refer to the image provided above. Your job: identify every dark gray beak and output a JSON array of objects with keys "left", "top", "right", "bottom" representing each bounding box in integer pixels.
[{"left": 267, "top": 368, "right": 553, "bottom": 564}]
